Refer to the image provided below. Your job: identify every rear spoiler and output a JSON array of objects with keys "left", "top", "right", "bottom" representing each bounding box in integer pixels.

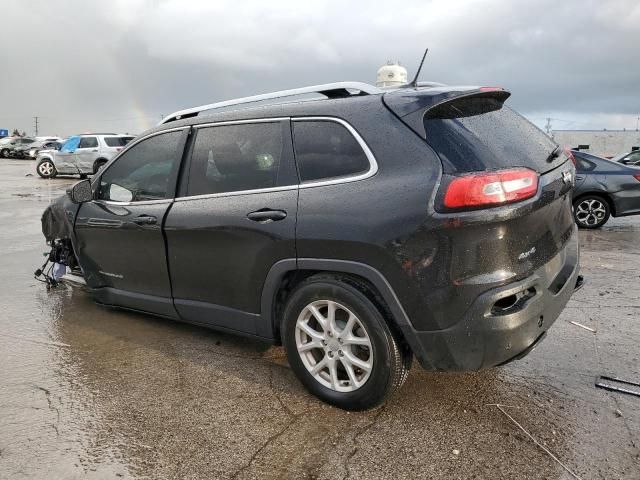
[{"left": 382, "top": 87, "right": 511, "bottom": 139}]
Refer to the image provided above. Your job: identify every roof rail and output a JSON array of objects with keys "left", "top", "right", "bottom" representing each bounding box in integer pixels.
[{"left": 159, "top": 81, "right": 382, "bottom": 124}]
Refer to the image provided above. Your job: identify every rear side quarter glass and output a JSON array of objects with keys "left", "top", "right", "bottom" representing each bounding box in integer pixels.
[{"left": 292, "top": 120, "right": 370, "bottom": 183}]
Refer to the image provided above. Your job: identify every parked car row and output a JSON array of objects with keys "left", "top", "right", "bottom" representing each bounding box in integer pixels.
[
  {"left": 0, "top": 136, "right": 60, "bottom": 159},
  {"left": 35, "top": 133, "right": 134, "bottom": 178}
]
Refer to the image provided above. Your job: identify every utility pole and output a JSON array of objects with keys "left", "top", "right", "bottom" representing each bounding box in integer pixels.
[
  {"left": 545, "top": 117, "right": 552, "bottom": 136},
  {"left": 33, "top": 116, "right": 39, "bottom": 137}
]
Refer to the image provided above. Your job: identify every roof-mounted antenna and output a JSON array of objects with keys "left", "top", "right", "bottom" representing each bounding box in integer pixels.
[{"left": 409, "top": 48, "right": 429, "bottom": 88}]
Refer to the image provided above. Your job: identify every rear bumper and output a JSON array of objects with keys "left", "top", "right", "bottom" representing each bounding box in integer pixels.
[{"left": 405, "top": 229, "right": 580, "bottom": 371}]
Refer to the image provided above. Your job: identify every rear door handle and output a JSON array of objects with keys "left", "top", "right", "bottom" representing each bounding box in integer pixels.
[
  {"left": 133, "top": 215, "right": 157, "bottom": 225},
  {"left": 247, "top": 209, "right": 287, "bottom": 222},
  {"left": 575, "top": 175, "right": 585, "bottom": 181}
]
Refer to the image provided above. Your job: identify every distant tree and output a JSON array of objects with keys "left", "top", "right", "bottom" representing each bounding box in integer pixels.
[
  {"left": 21, "top": 131, "right": 26, "bottom": 137},
  {"left": 11, "top": 128, "right": 21, "bottom": 136}
]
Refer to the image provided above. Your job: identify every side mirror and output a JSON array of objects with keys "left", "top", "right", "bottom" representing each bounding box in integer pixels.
[{"left": 67, "top": 179, "right": 93, "bottom": 204}]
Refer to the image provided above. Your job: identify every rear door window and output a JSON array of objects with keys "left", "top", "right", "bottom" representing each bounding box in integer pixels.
[
  {"left": 424, "top": 101, "right": 560, "bottom": 174},
  {"left": 292, "top": 120, "right": 370, "bottom": 183},
  {"left": 78, "top": 137, "right": 98, "bottom": 148},
  {"left": 186, "top": 122, "right": 296, "bottom": 196}
]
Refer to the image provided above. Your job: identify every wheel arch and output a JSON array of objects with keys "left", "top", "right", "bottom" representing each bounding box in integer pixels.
[
  {"left": 573, "top": 191, "right": 616, "bottom": 216},
  {"left": 259, "top": 259, "right": 418, "bottom": 354},
  {"left": 92, "top": 157, "right": 109, "bottom": 173}
]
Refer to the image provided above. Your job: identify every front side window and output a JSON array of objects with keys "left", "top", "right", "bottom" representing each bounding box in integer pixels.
[
  {"left": 292, "top": 121, "right": 370, "bottom": 183},
  {"left": 78, "top": 137, "right": 98, "bottom": 148},
  {"left": 61, "top": 136, "right": 80, "bottom": 153},
  {"left": 98, "top": 131, "right": 183, "bottom": 202},
  {"left": 187, "top": 122, "right": 291, "bottom": 196}
]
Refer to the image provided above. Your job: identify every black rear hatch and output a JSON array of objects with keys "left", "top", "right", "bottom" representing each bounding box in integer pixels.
[{"left": 383, "top": 87, "right": 576, "bottom": 288}]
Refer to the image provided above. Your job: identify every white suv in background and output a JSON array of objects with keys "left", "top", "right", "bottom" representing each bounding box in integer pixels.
[{"left": 36, "top": 133, "right": 135, "bottom": 178}]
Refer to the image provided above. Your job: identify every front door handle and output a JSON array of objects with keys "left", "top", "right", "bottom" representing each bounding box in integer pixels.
[
  {"left": 133, "top": 215, "right": 157, "bottom": 225},
  {"left": 247, "top": 209, "right": 287, "bottom": 222}
]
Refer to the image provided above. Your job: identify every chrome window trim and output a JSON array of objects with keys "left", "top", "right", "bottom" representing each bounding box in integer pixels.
[
  {"left": 96, "top": 198, "right": 174, "bottom": 207},
  {"left": 174, "top": 185, "right": 298, "bottom": 202},
  {"left": 192, "top": 117, "right": 289, "bottom": 129},
  {"left": 173, "top": 116, "right": 378, "bottom": 202},
  {"left": 292, "top": 116, "right": 378, "bottom": 189},
  {"left": 94, "top": 126, "right": 190, "bottom": 206}
]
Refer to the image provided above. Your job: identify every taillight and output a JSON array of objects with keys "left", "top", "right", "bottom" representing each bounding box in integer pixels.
[
  {"left": 564, "top": 148, "right": 577, "bottom": 166},
  {"left": 443, "top": 168, "right": 539, "bottom": 210},
  {"left": 634, "top": 173, "right": 640, "bottom": 182}
]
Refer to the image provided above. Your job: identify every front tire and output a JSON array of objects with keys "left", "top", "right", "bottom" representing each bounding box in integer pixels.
[
  {"left": 573, "top": 195, "right": 610, "bottom": 229},
  {"left": 1, "top": 149, "right": 8, "bottom": 158},
  {"left": 37, "top": 159, "right": 57, "bottom": 178},
  {"left": 282, "top": 275, "right": 410, "bottom": 410}
]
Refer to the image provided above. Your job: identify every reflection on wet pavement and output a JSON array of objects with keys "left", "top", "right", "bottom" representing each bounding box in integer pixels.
[{"left": 1, "top": 160, "right": 638, "bottom": 479}]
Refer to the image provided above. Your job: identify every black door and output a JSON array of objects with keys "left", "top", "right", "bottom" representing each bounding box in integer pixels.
[
  {"left": 165, "top": 120, "right": 298, "bottom": 335},
  {"left": 74, "top": 128, "right": 189, "bottom": 317}
]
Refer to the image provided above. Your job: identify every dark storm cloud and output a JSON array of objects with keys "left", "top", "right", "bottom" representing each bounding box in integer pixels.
[{"left": 0, "top": 0, "right": 638, "bottom": 136}]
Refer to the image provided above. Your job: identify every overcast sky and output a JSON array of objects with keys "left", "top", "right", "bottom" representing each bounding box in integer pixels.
[{"left": 1, "top": 0, "right": 638, "bottom": 137}]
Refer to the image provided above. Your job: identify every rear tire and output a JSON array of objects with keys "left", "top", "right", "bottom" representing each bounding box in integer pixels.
[
  {"left": 1, "top": 149, "right": 8, "bottom": 158},
  {"left": 573, "top": 195, "right": 610, "bottom": 229},
  {"left": 281, "top": 274, "right": 411, "bottom": 411},
  {"left": 37, "top": 159, "right": 57, "bottom": 178}
]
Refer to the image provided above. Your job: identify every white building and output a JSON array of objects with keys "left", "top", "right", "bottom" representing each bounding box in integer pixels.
[{"left": 551, "top": 130, "right": 640, "bottom": 158}]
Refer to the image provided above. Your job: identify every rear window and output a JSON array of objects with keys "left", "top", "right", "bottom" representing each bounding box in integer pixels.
[
  {"left": 424, "top": 101, "right": 560, "bottom": 174},
  {"left": 78, "top": 137, "right": 98, "bottom": 148},
  {"left": 104, "top": 136, "right": 134, "bottom": 147},
  {"left": 293, "top": 121, "right": 370, "bottom": 183}
]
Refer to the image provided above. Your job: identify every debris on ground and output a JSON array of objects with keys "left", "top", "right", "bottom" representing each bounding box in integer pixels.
[
  {"left": 569, "top": 320, "right": 596, "bottom": 333},
  {"left": 595, "top": 375, "right": 640, "bottom": 398},
  {"left": 489, "top": 404, "right": 583, "bottom": 480}
]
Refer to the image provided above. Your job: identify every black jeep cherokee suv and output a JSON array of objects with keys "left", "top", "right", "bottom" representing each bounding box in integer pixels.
[{"left": 41, "top": 82, "right": 580, "bottom": 410}]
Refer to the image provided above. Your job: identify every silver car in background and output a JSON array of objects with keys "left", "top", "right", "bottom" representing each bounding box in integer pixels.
[{"left": 36, "top": 133, "right": 135, "bottom": 178}]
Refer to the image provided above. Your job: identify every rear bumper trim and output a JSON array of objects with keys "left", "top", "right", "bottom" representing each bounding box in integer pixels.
[{"left": 405, "top": 230, "right": 580, "bottom": 371}]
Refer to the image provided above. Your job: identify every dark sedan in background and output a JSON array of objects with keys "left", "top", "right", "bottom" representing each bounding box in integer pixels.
[
  {"left": 612, "top": 149, "right": 640, "bottom": 167},
  {"left": 569, "top": 149, "right": 640, "bottom": 228}
]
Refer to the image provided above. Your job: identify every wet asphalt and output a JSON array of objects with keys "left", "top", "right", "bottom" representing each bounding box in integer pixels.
[{"left": 0, "top": 159, "right": 638, "bottom": 480}]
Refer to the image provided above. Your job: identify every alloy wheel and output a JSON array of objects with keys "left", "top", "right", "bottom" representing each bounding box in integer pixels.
[
  {"left": 575, "top": 198, "right": 606, "bottom": 227},
  {"left": 295, "top": 300, "right": 373, "bottom": 392},
  {"left": 39, "top": 161, "right": 54, "bottom": 177}
]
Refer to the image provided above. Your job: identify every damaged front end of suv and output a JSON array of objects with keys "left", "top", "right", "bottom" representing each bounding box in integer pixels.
[{"left": 37, "top": 188, "right": 83, "bottom": 287}]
